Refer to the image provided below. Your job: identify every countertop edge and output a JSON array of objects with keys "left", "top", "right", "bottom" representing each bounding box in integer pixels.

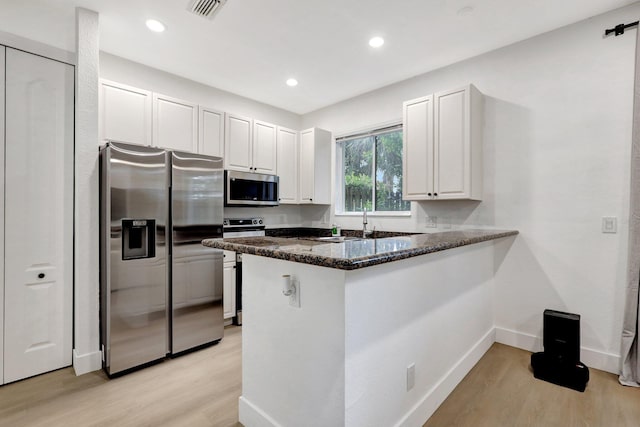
[{"left": 203, "top": 230, "right": 518, "bottom": 270}]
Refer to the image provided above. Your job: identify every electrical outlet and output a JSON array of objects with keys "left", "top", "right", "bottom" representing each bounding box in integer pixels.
[
  {"left": 425, "top": 216, "right": 437, "bottom": 228},
  {"left": 602, "top": 216, "right": 617, "bottom": 234},
  {"left": 290, "top": 279, "right": 301, "bottom": 308},
  {"left": 407, "top": 363, "right": 415, "bottom": 391}
]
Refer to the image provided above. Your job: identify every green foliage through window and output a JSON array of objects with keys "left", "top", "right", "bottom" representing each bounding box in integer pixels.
[{"left": 341, "top": 127, "right": 409, "bottom": 213}]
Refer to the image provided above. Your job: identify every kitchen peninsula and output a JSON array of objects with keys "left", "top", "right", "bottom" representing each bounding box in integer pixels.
[{"left": 203, "top": 229, "right": 518, "bottom": 427}]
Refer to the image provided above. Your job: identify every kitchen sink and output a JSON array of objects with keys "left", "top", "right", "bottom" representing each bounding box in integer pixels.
[{"left": 299, "top": 236, "right": 364, "bottom": 243}]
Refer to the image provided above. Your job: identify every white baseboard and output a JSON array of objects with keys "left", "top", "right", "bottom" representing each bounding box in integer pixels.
[
  {"left": 494, "top": 327, "right": 620, "bottom": 375},
  {"left": 72, "top": 348, "right": 102, "bottom": 376},
  {"left": 239, "top": 396, "right": 283, "bottom": 427},
  {"left": 395, "top": 327, "right": 496, "bottom": 427}
]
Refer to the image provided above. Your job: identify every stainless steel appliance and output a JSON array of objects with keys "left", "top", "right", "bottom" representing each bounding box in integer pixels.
[
  {"left": 100, "top": 142, "right": 224, "bottom": 376},
  {"left": 223, "top": 217, "right": 266, "bottom": 325},
  {"left": 224, "top": 170, "right": 279, "bottom": 207}
]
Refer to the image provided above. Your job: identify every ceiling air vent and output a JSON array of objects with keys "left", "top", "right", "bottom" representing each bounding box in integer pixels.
[{"left": 188, "top": 0, "right": 227, "bottom": 19}]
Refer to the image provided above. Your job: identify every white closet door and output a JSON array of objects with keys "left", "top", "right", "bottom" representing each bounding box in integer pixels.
[
  {"left": 4, "top": 48, "right": 74, "bottom": 383},
  {"left": 0, "top": 46, "right": 5, "bottom": 384}
]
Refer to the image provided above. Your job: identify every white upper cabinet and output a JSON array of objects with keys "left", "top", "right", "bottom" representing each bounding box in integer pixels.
[
  {"left": 299, "top": 128, "right": 332, "bottom": 204},
  {"left": 224, "top": 113, "right": 253, "bottom": 172},
  {"left": 198, "top": 106, "right": 225, "bottom": 159},
  {"left": 403, "top": 84, "right": 483, "bottom": 201},
  {"left": 99, "top": 79, "right": 152, "bottom": 145},
  {"left": 253, "top": 120, "right": 277, "bottom": 174},
  {"left": 276, "top": 126, "right": 298, "bottom": 204},
  {"left": 403, "top": 95, "right": 434, "bottom": 200},
  {"left": 153, "top": 93, "right": 198, "bottom": 153},
  {"left": 224, "top": 115, "right": 277, "bottom": 174}
]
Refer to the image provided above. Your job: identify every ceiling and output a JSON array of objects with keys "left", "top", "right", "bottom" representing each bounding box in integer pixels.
[{"left": 0, "top": 0, "right": 636, "bottom": 114}]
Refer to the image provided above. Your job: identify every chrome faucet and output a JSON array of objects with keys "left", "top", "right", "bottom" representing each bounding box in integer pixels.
[{"left": 362, "top": 208, "right": 374, "bottom": 238}]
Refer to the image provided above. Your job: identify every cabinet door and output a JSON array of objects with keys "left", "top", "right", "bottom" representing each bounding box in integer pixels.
[
  {"left": 0, "top": 47, "right": 4, "bottom": 383},
  {"left": 299, "top": 129, "right": 315, "bottom": 202},
  {"left": 277, "top": 126, "right": 298, "bottom": 204},
  {"left": 225, "top": 114, "right": 253, "bottom": 172},
  {"left": 223, "top": 263, "right": 237, "bottom": 320},
  {"left": 100, "top": 80, "right": 152, "bottom": 145},
  {"left": 4, "top": 48, "right": 74, "bottom": 383},
  {"left": 434, "top": 87, "right": 469, "bottom": 199},
  {"left": 153, "top": 93, "right": 198, "bottom": 152},
  {"left": 253, "top": 120, "right": 277, "bottom": 174},
  {"left": 402, "top": 95, "right": 433, "bottom": 200},
  {"left": 199, "top": 106, "right": 225, "bottom": 158}
]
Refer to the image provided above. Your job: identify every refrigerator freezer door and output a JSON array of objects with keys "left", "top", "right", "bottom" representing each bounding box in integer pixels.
[
  {"left": 100, "top": 142, "right": 169, "bottom": 376},
  {"left": 171, "top": 151, "right": 224, "bottom": 354}
]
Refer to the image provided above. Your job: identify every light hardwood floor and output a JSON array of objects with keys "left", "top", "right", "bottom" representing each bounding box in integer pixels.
[
  {"left": 2, "top": 331, "right": 640, "bottom": 427},
  {"left": 425, "top": 343, "right": 640, "bottom": 427},
  {"left": 0, "top": 326, "right": 242, "bottom": 427}
]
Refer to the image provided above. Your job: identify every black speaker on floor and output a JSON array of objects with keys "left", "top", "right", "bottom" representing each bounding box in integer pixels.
[{"left": 530, "top": 309, "right": 589, "bottom": 392}]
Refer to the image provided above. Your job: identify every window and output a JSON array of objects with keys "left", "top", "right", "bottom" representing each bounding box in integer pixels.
[{"left": 337, "top": 124, "right": 410, "bottom": 214}]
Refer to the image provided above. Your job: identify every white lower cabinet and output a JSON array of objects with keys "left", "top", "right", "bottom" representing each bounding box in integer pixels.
[
  {"left": 403, "top": 84, "right": 483, "bottom": 201},
  {"left": 223, "top": 251, "right": 236, "bottom": 320},
  {"left": 1, "top": 47, "right": 74, "bottom": 384}
]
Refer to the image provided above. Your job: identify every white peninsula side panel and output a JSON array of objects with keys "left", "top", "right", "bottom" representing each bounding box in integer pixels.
[{"left": 239, "top": 240, "right": 498, "bottom": 427}]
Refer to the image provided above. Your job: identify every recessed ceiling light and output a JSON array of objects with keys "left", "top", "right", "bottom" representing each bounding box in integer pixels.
[
  {"left": 369, "top": 36, "right": 385, "bottom": 48},
  {"left": 146, "top": 19, "right": 166, "bottom": 33},
  {"left": 286, "top": 78, "right": 298, "bottom": 87}
]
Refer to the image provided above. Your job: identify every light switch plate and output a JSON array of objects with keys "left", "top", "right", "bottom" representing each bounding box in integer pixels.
[
  {"left": 602, "top": 217, "right": 617, "bottom": 234},
  {"left": 425, "top": 216, "right": 437, "bottom": 228},
  {"left": 407, "top": 363, "right": 415, "bottom": 391}
]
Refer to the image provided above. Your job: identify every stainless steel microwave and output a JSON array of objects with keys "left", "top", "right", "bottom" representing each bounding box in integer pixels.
[{"left": 224, "top": 170, "right": 279, "bottom": 207}]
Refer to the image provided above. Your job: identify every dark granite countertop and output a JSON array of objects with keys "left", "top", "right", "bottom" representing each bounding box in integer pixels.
[{"left": 202, "top": 229, "right": 518, "bottom": 270}]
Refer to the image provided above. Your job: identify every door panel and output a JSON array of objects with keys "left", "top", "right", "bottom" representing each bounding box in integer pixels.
[
  {"left": 0, "top": 46, "right": 5, "bottom": 384},
  {"left": 199, "top": 107, "right": 224, "bottom": 158},
  {"left": 403, "top": 96, "right": 433, "bottom": 199},
  {"left": 299, "top": 130, "right": 314, "bottom": 202},
  {"left": 153, "top": 94, "right": 198, "bottom": 152},
  {"left": 253, "top": 120, "right": 277, "bottom": 174},
  {"left": 103, "top": 143, "right": 169, "bottom": 375},
  {"left": 4, "top": 48, "right": 74, "bottom": 383},
  {"left": 225, "top": 114, "right": 252, "bottom": 172},
  {"left": 171, "top": 151, "right": 224, "bottom": 354},
  {"left": 276, "top": 127, "right": 298, "bottom": 203},
  {"left": 435, "top": 88, "right": 468, "bottom": 198},
  {"left": 100, "top": 80, "right": 152, "bottom": 145}
]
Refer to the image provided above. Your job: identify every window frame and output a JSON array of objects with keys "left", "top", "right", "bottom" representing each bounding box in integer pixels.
[{"left": 335, "top": 123, "right": 411, "bottom": 217}]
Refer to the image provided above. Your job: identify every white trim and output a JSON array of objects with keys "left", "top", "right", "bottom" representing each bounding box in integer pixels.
[
  {"left": 394, "top": 327, "right": 495, "bottom": 427},
  {"left": 333, "top": 118, "right": 403, "bottom": 140},
  {"left": 239, "top": 396, "right": 284, "bottom": 427},
  {"left": 0, "top": 30, "right": 75, "bottom": 65},
  {"left": 72, "top": 348, "right": 103, "bottom": 376},
  {"left": 495, "top": 327, "right": 620, "bottom": 375}
]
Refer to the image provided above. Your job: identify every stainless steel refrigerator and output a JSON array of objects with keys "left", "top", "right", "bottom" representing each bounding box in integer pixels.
[{"left": 100, "top": 141, "right": 224, "bottom": 376}]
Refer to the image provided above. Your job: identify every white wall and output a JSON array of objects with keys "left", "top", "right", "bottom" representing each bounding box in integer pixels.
[{"left": 302, "top": 4, "right": 639, "bottom": 370}]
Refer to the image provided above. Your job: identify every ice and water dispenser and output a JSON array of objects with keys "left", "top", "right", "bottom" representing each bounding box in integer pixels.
[{"left": 121, "top": 219, "right": 156, "bottom": 260}]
